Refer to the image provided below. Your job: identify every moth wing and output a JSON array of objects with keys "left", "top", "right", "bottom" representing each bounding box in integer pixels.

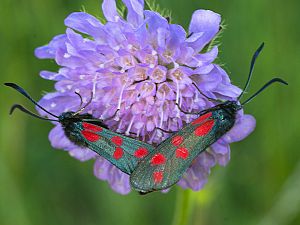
[
  {"left": 79, "top": 122, "right": 155, "bottom": 174},
  {"left": 130, "top": 112, "right": 217, "bottom": 193}
]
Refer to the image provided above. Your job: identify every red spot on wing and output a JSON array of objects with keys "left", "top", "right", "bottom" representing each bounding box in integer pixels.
[
  {"left": 151, "top": 153, "right": 166, "bottom": 166},
  {"left": 134, "top": 147, "right": 149, "bottom": 158},
  {"left": 194, "top": 120, "right": 215, "bottom": 136},
  {"left": 81, "top": 130, "right": 100, "bottom": 142},
  {"left": 153, "top": 171, "right": 164, "bottom": 184},
  {"left": 82, "top": 122, "right": 103, "bottom": 132},
  {"left": 113, "top": 147, "right": 123, "bottom": 160},
  {"left": 175, "top": 147, "right": 189, "bottom": 159},
  {"left": 171, "top": 135, "right": 184, "bottom": 146},
  {"left": 191, "top": 112, "right": 212, "bottom": 125},
  {"left": 111, "top": 136, "right": 123, "bottom": 146}
]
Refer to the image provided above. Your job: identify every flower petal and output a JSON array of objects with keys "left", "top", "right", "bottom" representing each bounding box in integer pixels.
[
  {"left": 167, "top": 24, "right": 186, "bottom": 50},
  {"left": 64, "top": 12, "right": 107, "bottom": 43},
  {"left": 215, "top": 151, "right": 231, "bottom": 166},
  {"left": 196, "top": 151, "right": 216, "bottom": 168},
  {"left": 188, "top": 10, "right": 221, "bottom": 52},
  {"left": 192, "top": 65, "right": 223, "bottom": 91},
  {"left": 177, "top": 151, "right": 217, "bottom": 190},
  {"left": 211, "top": 139, "right": 229, "bottom": 155},
  {"left": 66, "top": 28, "right": 96, "bottom": 51},
  {"left": 109, "top": 169, "right": 131, "bottom": 194},
  {"left": 48, "top": 125, "right": 74, "bottom": 150},
  {"left": 94, "top": 157, "right": 131, "bottom": 194},
  {"left": 69, "top": 148, "right": 97, "bottom": 161},
  {"left": 223, "top": 114, "right": 256, "bottom": 143},
  {"left": 178, "top": 163, "right": 209, "bottom": 191},
  {"left": 212, "top": 65, "right": 242, "bottom": 98},
  {"left": 144, "top": 10, "right": 168, "bottom": 34},
  {"left": 40, "top": 71, "right": 65, "bottom": 81},
  {"left": 122, "top": 0, "right": 144, "bottom": 27},
  {"left": 188, "top": 46, "right": 218, "bottom": 67},
  {"left": 55, "top": 48, "right": 88, "bottom": 69},
  {"left": 35, "top": 34, "right": 67, "bottom": 59},
  {"left": 37, "top": 92, "right": 78, "bottom": 117},
  {"left": 102, "top": 0, "right": 119, "bottom": 22}
]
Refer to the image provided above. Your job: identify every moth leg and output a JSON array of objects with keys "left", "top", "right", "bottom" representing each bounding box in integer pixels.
[
  {"left": 104, "top": 109, "right": 120, "bottom": 121},
  {"left": 74, "top": 91, "right": 93, "bottom": 115},
  {"left": 176, "top": 103, "right": 213, "bottom": 116},
  {"left": 154, "top": 127, "right": 176, "bottom": 134},
  {"left": 192, "top": 82, "right": 223, "bottom": 103},
  {"left": 176, "top": 103, "right": 201, "bottom": 115},
  {"left": 175, "top": 82, "right": 223, "bottom": 115},
  {"left": 116, "top": 131, "right": 138, "bottom": 136},
  {"left": 139, "top": 191, "right": 151, "bottom": 195},
  {"left": 74, "top": 91, "right": 83, "bottom": 109}
]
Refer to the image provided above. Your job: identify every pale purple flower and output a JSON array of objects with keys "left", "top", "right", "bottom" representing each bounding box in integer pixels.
[{"left": 35, "top": 0, "right": 255, "bottom": 194}]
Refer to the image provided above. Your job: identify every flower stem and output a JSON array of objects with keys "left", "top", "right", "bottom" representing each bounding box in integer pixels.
[{"left": 171, "top": 187, "right": 195, "bottom": 225}]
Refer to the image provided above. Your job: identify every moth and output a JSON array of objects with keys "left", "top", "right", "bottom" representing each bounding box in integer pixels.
[{"left": 5, "top": 83, "right": 154, "bottom": 175}]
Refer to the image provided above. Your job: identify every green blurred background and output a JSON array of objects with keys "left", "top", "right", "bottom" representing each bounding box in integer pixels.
[{"left": 0, "top": 0, "right": 299, "bottom": 225}]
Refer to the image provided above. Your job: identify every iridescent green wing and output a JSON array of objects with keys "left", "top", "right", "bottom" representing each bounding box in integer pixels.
[
  {"left": 78, "top": 121, "right": 154, "bottom": 175},
  {"left": 130, "top": 110, "right": 234, "bottom": 193}
]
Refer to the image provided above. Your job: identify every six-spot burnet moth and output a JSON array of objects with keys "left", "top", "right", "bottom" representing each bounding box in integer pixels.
[
  {"left": 4, "top": 83, "right": 155, "bottom": 175},
  {"left": 130, "top": 43, "right": 288, "bottom": 193},
  {"left": 5, "top": 43, "right": 287, "bottom": 194}
]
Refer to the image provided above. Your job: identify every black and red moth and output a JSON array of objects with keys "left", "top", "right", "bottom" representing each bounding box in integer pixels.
[
  {"left": 130, "top": 43, "right": 288, "bottom": 193},
  {"left": 4, "top": 83, "right": 155, "bottom": 175},
  {"left": 5, "top": 43, "right": 287, "bottom": 194}
]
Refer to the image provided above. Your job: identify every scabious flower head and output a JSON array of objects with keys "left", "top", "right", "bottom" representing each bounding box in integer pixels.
[{"left": 35, "top": 0, "right": 256, "bottom": 194}]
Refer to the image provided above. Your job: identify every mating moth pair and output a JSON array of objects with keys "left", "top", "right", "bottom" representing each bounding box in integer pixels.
[{"left": 5, "top": 44, "right": 287, "bottom": 194}]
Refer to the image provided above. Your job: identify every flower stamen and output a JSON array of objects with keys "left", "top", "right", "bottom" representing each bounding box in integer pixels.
[
  {"left": 125, "top": 115, "right": 135, "bottom": 135},
  {"left": 117, "top": 83, "right": 126, "bottom": 110}
]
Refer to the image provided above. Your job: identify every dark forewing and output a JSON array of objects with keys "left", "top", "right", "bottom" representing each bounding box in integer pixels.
[
  {"left": 78, "top": 122, "right": 155, "bottom": 174},
  {"left": 130, "top": 111, "right": 222, "bottom": 193}
]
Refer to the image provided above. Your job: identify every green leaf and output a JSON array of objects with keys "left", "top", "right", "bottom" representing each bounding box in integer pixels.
[{"left": 144, "top": 0, "right": 172, "bottom": 21}]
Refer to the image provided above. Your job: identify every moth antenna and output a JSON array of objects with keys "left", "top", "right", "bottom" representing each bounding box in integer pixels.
[
  {"left": 237, "top": 42, "right": 265, "bottom": 101},
  {"left": 241, "top": 78, "right": 288, "bottom": 106},
  {"left": 192, "top": 82, "right": 223, "bottom": 103},
  {"left": 4, "top": 83, "right": 59, "bottom": 118},
  {"left": 9, "top": 104, "right": 59, "bottom": 122}
]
